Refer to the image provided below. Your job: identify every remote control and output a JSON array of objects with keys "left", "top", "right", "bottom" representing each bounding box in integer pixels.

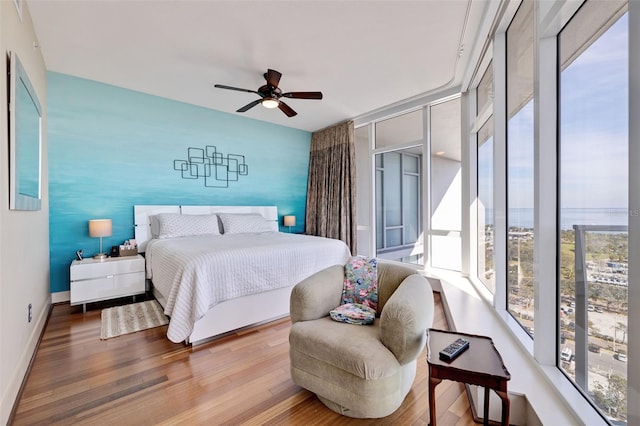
[{"left": 439, "top": 337, "right": 470, "bottom": 361}]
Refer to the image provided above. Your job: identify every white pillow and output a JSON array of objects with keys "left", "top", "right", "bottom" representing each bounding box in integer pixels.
[
  {"left": 151, "top": 213, "right": 221, "bottom": 239},
  {"left": 149, "top": 214, "right": 162, "bottom": 239},
  {"left": 217, "top": 213, "right": 273, "bottom": 234}
]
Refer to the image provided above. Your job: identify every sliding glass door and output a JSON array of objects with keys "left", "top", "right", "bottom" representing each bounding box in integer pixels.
[
  {"left": 374, "top": 110, "right": 424, "bottom": 265},
  {"left": 375, "top": 148, "right": 423, "bottom": 263}
]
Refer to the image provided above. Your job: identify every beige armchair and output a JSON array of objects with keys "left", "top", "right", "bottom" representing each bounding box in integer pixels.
[{"left": 289, "top": 260, "right": 434, "bottom": 418}]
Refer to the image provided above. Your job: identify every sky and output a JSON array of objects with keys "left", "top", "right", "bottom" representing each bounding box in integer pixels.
[
  {"left": 559, "top": 13, "right": 628, "bottom": 209},
  {"left": 501, "top": 12, "right": 628, "bottom": 212}
]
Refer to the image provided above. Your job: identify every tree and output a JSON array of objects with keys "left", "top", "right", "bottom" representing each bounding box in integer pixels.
[
  {"left": 616, "top": 321, "right": 627, "bottom": 344},
  {"left": 592, "top": 374, "right": 627, "bottom": 419}
]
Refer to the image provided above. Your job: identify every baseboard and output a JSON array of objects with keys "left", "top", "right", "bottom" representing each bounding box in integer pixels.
[
  {"left": 2, "top": 302, "right": 51, "bottom": 425},
  {"left": 51, "top": 290, "right": 70, "bottom": 304}
]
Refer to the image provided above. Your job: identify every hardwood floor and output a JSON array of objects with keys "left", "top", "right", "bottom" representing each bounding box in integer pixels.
[{"left": 11, "top": 293, "right": 475, "bottom": 425}]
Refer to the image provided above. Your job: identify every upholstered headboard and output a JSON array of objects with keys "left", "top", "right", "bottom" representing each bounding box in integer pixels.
[{"left": 133, "top": 205, "right": 279, "bottom": 252}]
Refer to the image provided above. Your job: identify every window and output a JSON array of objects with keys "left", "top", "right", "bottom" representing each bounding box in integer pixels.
[
  {"left": 506, "top": 0, "right": 535, "bottom": 336},
  {"left": 478, "top": 116, "right": 495, "bottom": 292},
  {"left": 559, "top": 2, "right": 628, "bottom": 422},
  {"left": 477, "top": 63, "right": 495, "bottom": 293}
]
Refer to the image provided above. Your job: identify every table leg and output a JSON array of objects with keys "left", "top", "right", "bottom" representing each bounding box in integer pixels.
[
  {"left": 496, "top": 390, "right": 510, "bottom": 426},
  {"left": 483, "top": 387, "right": 490, "bottom": 426},
  {"left": 428, "top": 375, "right": 442, "bottom": 426}
]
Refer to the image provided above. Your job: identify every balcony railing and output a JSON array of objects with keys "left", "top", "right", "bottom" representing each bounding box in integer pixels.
[{"left": 572, "top": 224, "right": 628, "bottom": 397}]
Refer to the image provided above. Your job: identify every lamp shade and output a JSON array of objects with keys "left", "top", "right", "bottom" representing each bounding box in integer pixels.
[
  {"left": 88, "top": 219, "right": 112, "bottom": 238},
  {"left": 283, "top": 215, "right": 296, "bottom": 227}
]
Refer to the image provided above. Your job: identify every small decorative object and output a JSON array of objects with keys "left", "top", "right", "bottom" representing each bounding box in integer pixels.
[
  {"left": 174, "top": 145, "right": 248, "bottom": 188},
  {"left": 284, "top": 215, "right": 296, "bottom": 232},
  {"left": 119, "top": 239, "right": 138, "bottom": 257},
  {"left": 75, "top": 250, "right": 83, "bottom": 261},
  {"left": 88, "top": 219, "right": 112, "bottom": 260}
]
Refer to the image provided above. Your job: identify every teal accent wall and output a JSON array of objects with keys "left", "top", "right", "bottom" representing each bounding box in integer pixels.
[{"left": 48, "top": 72, "right": 311, "bottom": 294}]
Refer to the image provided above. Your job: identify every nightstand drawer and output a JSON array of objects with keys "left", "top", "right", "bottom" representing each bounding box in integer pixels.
[
  {"left": 70, "top": 257, "right": 145, "bottom": 281},
  {"left": 70, "top": 271, "right": 145, "bottom": 305}
]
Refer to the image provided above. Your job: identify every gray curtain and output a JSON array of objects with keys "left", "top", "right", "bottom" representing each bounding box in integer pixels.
[{"left": 305, "top": 121, "right": 357, "bottom": 254}]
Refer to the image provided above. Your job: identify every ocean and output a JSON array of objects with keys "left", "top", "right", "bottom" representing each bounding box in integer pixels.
[{"left": 484, "top": 208, "right": 629, "bottom": 230}]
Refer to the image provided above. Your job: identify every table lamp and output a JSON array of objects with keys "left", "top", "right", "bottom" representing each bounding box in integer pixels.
[
  {"left": 89, "top": 219, "right": 112, "bottom": 260},
  {"left": 284, "top": 215, "right": 296, "bottom": 233}
]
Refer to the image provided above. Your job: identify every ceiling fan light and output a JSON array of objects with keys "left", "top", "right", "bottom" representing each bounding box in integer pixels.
[{"left": 261, "top": 98, "right": 279, "bottom": 109}]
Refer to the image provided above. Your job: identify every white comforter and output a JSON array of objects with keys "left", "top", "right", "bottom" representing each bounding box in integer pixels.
[{"left": 145, "top": 232, "right": 350, "bottom": 343}]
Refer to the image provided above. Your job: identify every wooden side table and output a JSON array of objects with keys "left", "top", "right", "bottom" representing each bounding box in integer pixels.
[{"left": 426, "top": 328, "right": 511, "bottom": 426}]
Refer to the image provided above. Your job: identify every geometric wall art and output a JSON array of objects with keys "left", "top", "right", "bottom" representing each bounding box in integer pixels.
[{"left": 174, "top": 145, "right": 248, "bottom": 188}]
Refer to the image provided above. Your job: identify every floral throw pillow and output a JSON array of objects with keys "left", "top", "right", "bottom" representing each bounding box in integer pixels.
[{"left": 341, "top": 256, "right": 378, "bottom": 312}]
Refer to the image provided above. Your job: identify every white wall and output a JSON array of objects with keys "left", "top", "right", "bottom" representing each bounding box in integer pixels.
[{"left": 0, "top": 1, "right": 49, "bottom": 423}]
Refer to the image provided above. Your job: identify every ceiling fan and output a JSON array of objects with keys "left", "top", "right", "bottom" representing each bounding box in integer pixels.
[{"left": 214, "top": 69, "right": 323, "bottom": 117}]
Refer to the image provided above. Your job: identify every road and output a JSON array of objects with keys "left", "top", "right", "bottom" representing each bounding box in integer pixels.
[
  {"left": 561, "top": 341, "right": 627, "bottom": 379},
  {"left": 511, "top": 302, "right": 628, "bottom": 379},
  {"left": 560, "top": 305, "right": 628, "bottom": 380}
]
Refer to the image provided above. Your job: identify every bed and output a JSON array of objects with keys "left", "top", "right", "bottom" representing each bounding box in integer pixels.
[{"left": 134, "top": 205, "right": 351, "bottom": 345}]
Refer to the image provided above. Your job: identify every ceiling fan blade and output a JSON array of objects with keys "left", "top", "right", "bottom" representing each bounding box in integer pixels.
[
  {"left": 236, "top": 99, "right": 262, "bottom": 113},
  {"left": 265, "top": 69, "right": 282, "bottom": 88},
  {"left": 282, "top": 91, "right": 323, "bottom": 100},
  {"left": 215, "top": 84, "right": 259, "bottom": 95},
  {"left": 278, "top": 100, "right": 297, "bottom": 117}
]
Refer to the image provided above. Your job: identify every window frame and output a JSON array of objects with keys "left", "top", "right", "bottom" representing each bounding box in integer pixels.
[
  {"left": 556, "top": 3, "right": 630, "bottom": 421},
  {"left": 467, "top": 51, "right": 497, "bottom": 300},
  {"left": 466, "top": 0, "right": 638, "bottom": 423},
  {"left": 629, "top": 1, "right": 640, "bottom": 423}
]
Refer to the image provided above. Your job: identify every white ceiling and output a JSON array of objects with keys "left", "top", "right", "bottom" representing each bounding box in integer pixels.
[{"left": 28, "top": 0, "right": 491, "bottom": 133}]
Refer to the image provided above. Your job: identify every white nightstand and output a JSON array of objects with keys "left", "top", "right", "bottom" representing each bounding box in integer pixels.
[{"left": 70, "top": 255, "right": 146, "bottom": 313}]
